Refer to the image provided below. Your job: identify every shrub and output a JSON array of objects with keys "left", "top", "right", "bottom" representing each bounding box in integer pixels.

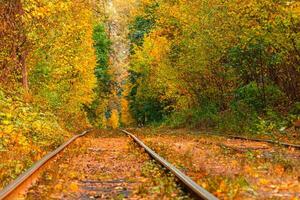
[
  {"left": 234, "top": 82, "right": 284, "bottom": 112},
  {"left": 0, "top": 91, "right": 70, "bottom": 188},
  {"left": 164, "top": 103, "right": 219, "bottom": 128}
]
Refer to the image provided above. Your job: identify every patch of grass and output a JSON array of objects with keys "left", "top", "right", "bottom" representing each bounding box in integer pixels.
[
  {"left": 146, "top": 141, "right": 169, "bottom": 158},
  {"left": 271, "top": 154, "right": 294, "bottom": 173},
  {"left": 245, "top": 150, "right": 256, "bottom": 161},
  {"left": 138, "top": 160, "right": 193, "bottom": 199},
  {"left": 201, "top": 175, "right": 253, "bottom": 199},
  {"left": 128, "top": 139, "right": 193, "bottom": 199},
  {"left": 114, "top": 193, "right": 126, "bottom": 200},
  {"left": 219, "top": 144, "right": 240, "bottom": 156}
]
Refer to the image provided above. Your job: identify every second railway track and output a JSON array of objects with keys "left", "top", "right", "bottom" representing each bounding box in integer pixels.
[
  {"left": 0, "top": 129, "right": 218, "bottom": 200},
  {"left": 199, "top": 131, "right": 300, "bottom": 149},
  {"left": 226, "top": 135, "right": 300, "bottom": 149}
]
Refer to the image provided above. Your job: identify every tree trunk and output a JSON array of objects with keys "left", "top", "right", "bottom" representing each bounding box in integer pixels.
[{"left": 21, "top": 52, "right": 29, "bottom": 93}]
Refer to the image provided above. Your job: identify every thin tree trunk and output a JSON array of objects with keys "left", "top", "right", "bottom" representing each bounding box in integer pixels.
[
  {"left": 16, "top": 0, "right": 29, "bottom": 94},
  {"left": 259, "top": 47, "right": 267, "bottom": 109},
  {"left": 21, "top": 52, "right": 29, "bottom": 93}
]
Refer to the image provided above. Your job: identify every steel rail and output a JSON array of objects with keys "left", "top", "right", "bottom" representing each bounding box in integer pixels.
[
  {"left": 227, "top": 135, "right": 300, "bottom": 149},
  {"left": 0, "top": 129, "right": 92, "bottom": 200},
  {"left": 122, "top": 130, "right": 218, "bottom": 200},
  {"left": 199, "top": 131, "right": 300, "bottom": 149}
]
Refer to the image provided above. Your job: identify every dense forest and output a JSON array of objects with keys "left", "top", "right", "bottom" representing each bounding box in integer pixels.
[
  {"left": 128, "top": 0, "right": 300, "bottom": 132},
  {"left": 0, "top": 0, "right": 299, "bottom": 192},
  {"left": 0, "top": 0, "right": 102, "bottom": 185}
]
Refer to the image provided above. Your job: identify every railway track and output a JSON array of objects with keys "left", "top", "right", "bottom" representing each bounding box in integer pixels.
[
  {"left": 226, "top": 135, "right": 300, "bottom": 149},
  {"left": 0, "top": 129, "right": 92, "bottom": 200},
  {"left": 122, "top": 130, "right": 218, "bottom": 200},
  {"left": 0, "top": 129, "right": 218, "bottom": 200},
  {"left": 193, "top": 130, "right": 300, "bottom": 149}
]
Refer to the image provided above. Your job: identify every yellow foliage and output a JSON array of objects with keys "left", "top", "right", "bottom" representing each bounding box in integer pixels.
[
  {"left": 19, "top": 0, "right": 98, "bottom": 129},
  {"left": 0, "top": 91, "right": 70, "bottom": 188},
  {"left": 69, "top": 182, "right": 79, "bottom": 192},
  {"left": 102, "top": 114, "right": 108, "bottom": 129},
  {"left": 54, "top": 183, "right": 63, "bottom": 191},
  {"left": 120, "top": 97, "right": 134, "bottom": 127},
  {"left": 120, "top": 84, "right": 134, "bottom": 126},
  {"left": 109, "top": 109, "right": 119, "bottom": 129},
  {"left": 259, "top": 178, "right": 270, "bottom": 185}
]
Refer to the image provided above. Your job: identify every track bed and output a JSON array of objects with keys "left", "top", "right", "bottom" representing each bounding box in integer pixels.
[{"left": 22, "top": 130, "right": 192, "bottom": 200}]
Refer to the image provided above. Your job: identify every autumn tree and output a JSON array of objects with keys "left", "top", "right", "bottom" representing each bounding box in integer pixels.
[
  {"left": 0, "top": 0, "right": 29, "bottom": 92},
  {"left": 85, "top": 24, "right": 112, "bottom": 127},
  {"left": 1, "top": 0, "right": 102, "bottom": 184},
  {"left": 128, "top": 0, "right": 300, "bottom": 130}
]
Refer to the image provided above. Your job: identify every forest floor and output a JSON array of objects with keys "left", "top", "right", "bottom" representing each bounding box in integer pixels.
[{"left": 130, "top": 128, "right": 300, "bottom": 199}]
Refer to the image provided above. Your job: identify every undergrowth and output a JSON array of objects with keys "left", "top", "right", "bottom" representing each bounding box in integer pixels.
[
  {"left": 0, "top": 91, "right": 70, "bottom": 189},
  {"left": 138, "top": 160, "right": 193, "bottom": 200}
]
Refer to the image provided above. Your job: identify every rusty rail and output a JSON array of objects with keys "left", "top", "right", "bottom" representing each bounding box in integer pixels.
[
  {"left": 197, "top": 131, "right": 300, "bottom": 149},
  {"left": 0, "top": 129, "right": 92, "bottom": 200},
  {"left": 122, "top": 130, "right": 218, "bottom": 200},
  {"left": 227, "top": 135, "right": 300, "bottom": 149}
]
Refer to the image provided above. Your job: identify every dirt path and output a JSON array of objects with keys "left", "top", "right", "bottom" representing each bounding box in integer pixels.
[{"left": 24, "top": 130, "right": 191, "bottom": 200}]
